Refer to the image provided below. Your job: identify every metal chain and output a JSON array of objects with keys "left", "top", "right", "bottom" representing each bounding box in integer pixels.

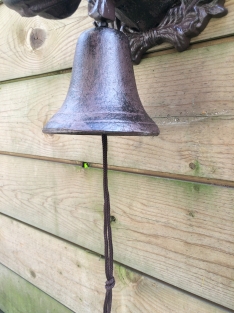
[{"left": 102, "top": 134, "right": 115, "bottom": 313}]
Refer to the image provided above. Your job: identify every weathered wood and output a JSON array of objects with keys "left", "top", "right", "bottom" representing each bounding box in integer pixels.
[
  {"left": 0, "top": 263, "right": 74, "bottom": 313},
  {"left": 0, "top": 214, "right": 232, "bottom": 313},
  {"left": 0, "top": 1, "right": 92, "bottom": 82},
  {"left": 0, "top": 40, "right": 234, "bottom": 181},
  {"left": 0, "top": 154, "right": 233, "bottom": 309},
  {"left": 1, "top": 150, "right": 234, "bottom": 188},
  {"left": 0, "top": 116, "right": 234, "bottom": 180},
  {"left": 136, "top": 40, "right": 234, "bottom": 118},
  {"left": 0, "top": 0, "right": 234, "bottom": 81},
  {"left": 0, "top": 2, "right": 233, "bottom": 313}
]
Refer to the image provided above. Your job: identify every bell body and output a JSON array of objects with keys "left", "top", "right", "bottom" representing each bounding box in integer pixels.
[{"left": 43, "top": 27, "right": 159, "bottom": 136}]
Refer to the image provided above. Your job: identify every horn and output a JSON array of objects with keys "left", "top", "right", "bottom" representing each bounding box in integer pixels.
[{"left": 43, "top": 26, "right": 159, "bottom": 136}]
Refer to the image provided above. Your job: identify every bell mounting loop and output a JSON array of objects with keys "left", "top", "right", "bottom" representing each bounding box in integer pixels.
[{"left": 88, "top": 0, "right": 115, "bottom": 23}]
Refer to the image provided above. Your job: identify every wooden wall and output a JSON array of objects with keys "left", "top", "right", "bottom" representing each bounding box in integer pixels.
[{"left": 0, "top": 1, "right": 234, "bottom": 312}]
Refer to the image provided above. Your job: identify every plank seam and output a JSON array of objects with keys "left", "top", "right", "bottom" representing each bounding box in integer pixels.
[
  {"left": 0, "top": 262, "right": 75, "bottom": 313},
  {"left": 0, "top": 212, "right": 233, "bottom": 313},
  {"left": 0, "top": 69, "right": 72, "bottom": 86},
  {"left": 144, "top": 33, "right": 234, "bottom": 58},
  {"left": 0, "top": 34, "right": 234, "bottom": 85},
  {"left": 0, "top": 150, "right": 234, "bottom": 188}
]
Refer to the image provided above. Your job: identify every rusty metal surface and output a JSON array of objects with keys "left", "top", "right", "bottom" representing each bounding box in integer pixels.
[
  {"left": 114, "top": 0, "right": 180, "bottom": 31},
  {"left": 2, "top": 0, "right": 81, "bottom": 19},
  {"left": 3, "top": 0, "right": 179, "bottom": 25},
  {"left": 122, "top": 0, "right": 228, "bottom": 64},
  {"left": 43, "top": 27, "right": 159, "bottom": 136},
  {"left": 89, "top": 0, "right": 115, "bottom": 22}
]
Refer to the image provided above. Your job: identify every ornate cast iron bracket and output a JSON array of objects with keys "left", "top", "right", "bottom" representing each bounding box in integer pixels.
[
  {"left": 3, "top": 0, "right": 227, "bottom": 64},
  {"left": 121, "top": 0, "right": 227, "bottom": 64}
]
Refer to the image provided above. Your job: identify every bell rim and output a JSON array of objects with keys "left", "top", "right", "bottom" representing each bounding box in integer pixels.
[{"left": 42, "top": 128, "right": 160, "bottom": 136}]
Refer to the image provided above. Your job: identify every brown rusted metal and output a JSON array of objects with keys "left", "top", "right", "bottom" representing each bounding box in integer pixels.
[
  {"left": 43, "top": 26, "right": 159, "bottom": 136},
  {"left": 3, "top": 0, "right": 81, "bottom": 19},
  {"left": 121, "top": 0, "right": 228, "bottom": 64},
  {"left": 89, "top": 0, "right": 115, "bottom": 22},
  {"left": 42, "top": 26, "right": 159, "bottom": 313}
]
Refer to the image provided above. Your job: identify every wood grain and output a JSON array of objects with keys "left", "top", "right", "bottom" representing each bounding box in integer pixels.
[
  {"left": 136, "top": 40, "right": 234, "bottom": 118},
  {"left": 0, "top": 263, "right": 74, "bottom": 313},
  {"left": 0, "top": 0, "right": 234, "bottom": 81},
  {"left": 0, "top": 1, "right": 92, "bottom": 82},
  {"left": 0, "top": 214, "right": 232, "bottom": 313},
  {"left": 1, "top": 2, "right": 233, "bottom": 312},
  {"left": 0, "top": 154, "right": 233, "bottom": 309},
  {"left": 2, "top": 114, "right": 234, "bottom": 181},
  {"left": 0, "top": 41, "right": 234, "bottom": 181}
]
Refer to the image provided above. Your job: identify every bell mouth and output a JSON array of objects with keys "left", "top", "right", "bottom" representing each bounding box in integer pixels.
[
  {"left": 43, "top": 130, "right": 160, "bottom": 136},
  {"left": 43, "top": 109, "right": 160, "bottom": 136},
  {"left": 43, "top": 121, "right": 160, "bottom": 136}
]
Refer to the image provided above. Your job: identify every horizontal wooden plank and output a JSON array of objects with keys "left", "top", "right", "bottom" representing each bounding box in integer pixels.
[
  {"left": 0, "top": 0, "right": 233, "bottom": 81},
  {"left": 1, "top": 38, "right": 234, "bottom": 119},
  {"left": 0, "top": 214, "right": 232, "bottom": 313},
  {"left": 0, "top": 1, "right": 92, "bottom": 82},
  {"left": 0, "top": 117, "right": 234, "bottom": 180},
  {"left": 0, "top": 40, "right": 234, "bottom": 181},
  {"left": 0, "top": 154, "right": 233, "bottom": 309},
  {"left": 0, "top": 263, "right": 74, "bottom": 313},
  {"left": 136, "top": 40, "right": 234, "bottom": 118}
]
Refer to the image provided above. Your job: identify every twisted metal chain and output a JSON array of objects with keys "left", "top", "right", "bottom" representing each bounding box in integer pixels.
[{"left": 102, "top": 134, "right": 115, "bottom": 313}]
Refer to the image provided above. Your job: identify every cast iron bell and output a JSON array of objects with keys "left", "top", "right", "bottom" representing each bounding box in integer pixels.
[
  {"left": 43, "top": 27, "right": 159, "bottom": 136},
  {"left": 42, "top": 25, "right": 159, "bottom": 313}
]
